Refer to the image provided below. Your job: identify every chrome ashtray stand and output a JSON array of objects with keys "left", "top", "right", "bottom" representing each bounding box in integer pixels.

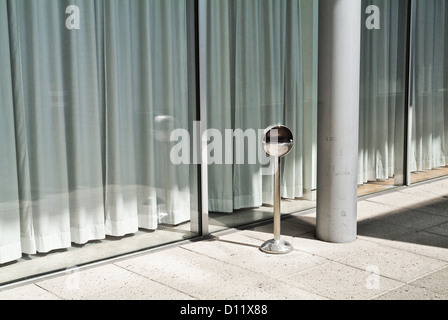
[{"left": 259, "top": 124, "right": 294, "bottom": 254}]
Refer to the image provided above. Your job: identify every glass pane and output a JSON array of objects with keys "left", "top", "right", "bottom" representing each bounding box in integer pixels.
[
  {"left": 410, "top": 0, "right": 448, "bottom": 183},
  {"left": 358, "top": 0, "right": 410, "bottom": 196},
  {"left": 0, "top": 0, "right": 199, "bottom": 286},
  {"left": 205, "top": 0, "right": 318, "bottom": 231}
]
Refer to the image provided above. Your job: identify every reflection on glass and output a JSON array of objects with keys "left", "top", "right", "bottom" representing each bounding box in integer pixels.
[
  {"left": 0, "top": 0, "right": 198, "bottom": 285},
  {"left": 358, "top": 0, "right": 409, "bottom": 194},
  {"left": 410, "top": 0, "right": 448, "bottom": 183},
  {"left": 205, "top": 0, "right": 318, "bottom": 230}
]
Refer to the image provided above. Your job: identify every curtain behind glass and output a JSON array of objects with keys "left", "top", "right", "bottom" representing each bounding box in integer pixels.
[
  {"left": 360, "top": 0, "right": 448, "bottom": 184},
  {"left": 103, "top": 0, "right": 191, "bottom": 233},
  {"left": 411, "top": 0, "right": 448, "bottom": 172},
  {"left": 8, "top": 0, "right": 105, "bottom": 254},
  {"left": 0, "top": 0, "right": 21, "bottom": 263},
  {"left": 0, "top": 0, "right": 192, "bottom": 264},
  {"left": 358, "top": 0, "right": 408, "bottom": 184},
  {"left": 206, "top": 0, "right": 310, "bottom": 213}
]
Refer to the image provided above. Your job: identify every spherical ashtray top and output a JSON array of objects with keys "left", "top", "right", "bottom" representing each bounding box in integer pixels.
[{"left": 262, "top": 124, "right": 294, "bottom": 158}]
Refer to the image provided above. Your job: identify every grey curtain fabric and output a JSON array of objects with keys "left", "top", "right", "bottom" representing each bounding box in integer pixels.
[
  {"left": 358, "top": 0, "right": 408, "bottom": 184},
  {"left": 0, "top": 0, "right": 21, "bottom": 264},
  {"left": 206, "top": 0, "right": 315, "bottom": 213},
  {"left": 0, "top": 0, "right": 193, "bottom": 264},
  {"left": 411, "top": 0, "right": 448, "bottom": 171},
  {"left": 358, "top": 0, "right": 448, "bottom": 185},
  {"left": 103, "top": 0, "right": 191, "bottom": 234}
]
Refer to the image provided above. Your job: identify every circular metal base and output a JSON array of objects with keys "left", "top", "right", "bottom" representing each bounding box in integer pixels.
[{"left": 259, "top": 239, "right": 293, "bottom": 254}]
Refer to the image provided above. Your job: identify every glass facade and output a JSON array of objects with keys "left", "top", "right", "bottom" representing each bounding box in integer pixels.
[
  {"left": 1, "top": 0, "right": 448, "bottom": 286},
  {"left": 358, "top": 0, "right": 409, "bottom": 193},
  {"left": 0, "top": 0, "right": 200, "bottom": 284},
  {"left": 410, "top": 0, "right": 448, "bottom": 183},
  {"left": 358, "top": 0, "right": 448, "bottom": 193},
  {"left": 204, "top": 0, "right": 318, "bottom": 231}
]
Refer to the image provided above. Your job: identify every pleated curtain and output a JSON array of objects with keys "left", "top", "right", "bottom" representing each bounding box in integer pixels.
[
  {"left": 0, "top": 0, "right": 192, "bottom": 264},
  {"left": 206, "top": 0, "right": 312, "bottom": 213},
  {"left": 358, "top": 0, "right": 448, "bottom": 185},
  {"left": 358, "top": 0, "right": 408, "bottom": 185},
  {"left": 0, "top": 0, "right": 21, "bottom": 263},
  {"left": 411, "top": 0, "right": 448, "bottom": 172}
]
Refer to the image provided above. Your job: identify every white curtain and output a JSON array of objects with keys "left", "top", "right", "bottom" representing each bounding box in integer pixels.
[
  {"left": 358, "top": 0, "right": 408, "bottom": 185},
  {"left": 0, "top": 0, "right": 21, "bottom": 264},
  {"left": 359, "top": 0, "right": 448, "bottom": 185},
  {"left": 103, "top": 0, "right": 191, "bottom": 233},
  {"left": 206, "top": 0, "right": 314, "bottom": 213},
  {"left": 0, "top": 0, "right": 193, "bottom": 264},
  {"left": 411, "top": 0, "right": 448, "bottom": 171}
]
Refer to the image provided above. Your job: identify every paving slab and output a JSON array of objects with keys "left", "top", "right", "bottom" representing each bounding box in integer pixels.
[
  {"left": 424, "top": 222, "right": 448, "bottom": 237},
  {"left": 384, "top": 231, "right": 448, "bottom": 262},
  {"left": 356, "top": 199, "right": 448, "bottom": 235},
  {"left": 365, "top": 184, "right": 448, "bottom": 217},
  {"left": 282, "top": 261, "right": 403, "bottom": 300},
  {"left": 410, "top": 198, "right": 448, "bottom": 217},
  {"left": 400, "top": 180, "right": 448, "bottom": 198},
  {"left": 229, "top": 230, "right": 381, "bottom": 261},
  {"left": 357, "top": 200, "right": 404, "bottom": 221},
  {"left": 181, "top": 236, "right": 328, "bottom": 280},
  {"left": 409, "top": 266, "right": 448, "bottom": 296},
  {"left": 369, "top": 182, "right": 448, "bottom": 217},
  {"left": 121, "top": 251, "right": 324, "bottom": 300},
  {"left": 0, "top": 283, "right": 61, "bottom": 300},
  {"left": 115, "top": 246, "right": 212, "bottom": 275},
  {"left": 373, "top": 208, "right": 448, "bottom": 231},
  {"left": 357, "top": 218, "right": 415, "bottom": 244},
  {"left": 336, "top": 243, "right": 448, "bottom": 283},
  {"left": 35, "top": 263, "right": 194, "bottom": 300},
  {"left": 222, "top": 279, "right": 328, "bottom": 300},
  {"left": 373, "top": 283, "right": 448, "bottom": 300},
  {"left": 366, "top": 189, "right": 439, "bottom": 209}
]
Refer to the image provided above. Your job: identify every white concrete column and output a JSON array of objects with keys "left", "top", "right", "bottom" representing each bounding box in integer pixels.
[{"left": 316, "top": 0, "right": 361, "bottom": 243}]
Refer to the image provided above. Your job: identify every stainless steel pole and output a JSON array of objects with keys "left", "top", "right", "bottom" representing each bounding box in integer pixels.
[
  {"left": 260, "top": 125, "right": 293, "bottom": 254},
  {"left": 273, "top": 157, "right": 281, "bottom": 241}
]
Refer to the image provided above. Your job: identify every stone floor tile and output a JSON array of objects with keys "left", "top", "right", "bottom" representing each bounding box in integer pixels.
[
  {"left": 373, "top": 284, "right": 448, "bottom": 300},
  {"left": 409, "top": 266, "right": 448, "bottom": 296},
  {"left": 149, "top": 256, "right": 317, "bottom": 300},
  {"left": 270, "top": 231, "right": 379, "bottom": 261},
  {"left": 424, "top": 222, "right": 448, "bottom": 237},
  {"left": 181, "top": 237, "right": 328, "bottom": 280},
  {"left": 357, "top": 219, "right": 415, "bottom": 243},
  {"left": 336, "top": 244, "right": 448, "bottom": 283},
  {"left": 366, "top": 191, "right": 436, "bottom": 209},
  {"left": 223, "top": 280, "right": 328, "bottom": 300},
  {"left": 115, "top": 246, "right": 212, "bottom": 275},
  {"left": 35, "top": 264, "right": 194, "bottom": 300},
  {"left": 410, "top": 197, "right": 448, "bottom": 217},
  {"left": 0, "top": 283, "right": 61, "bottom": 300},
  {"left": 373, "top": 209, "right": 448, "bottom": 231},
  {"left": 384, "top": 231, "right": 448, "bottom": 262},
  {"left": 357, "top": 200, "right": 397, "bottom": 221},
  {"left": 283, "top": 261, "right": 403, "bottom": 300}
]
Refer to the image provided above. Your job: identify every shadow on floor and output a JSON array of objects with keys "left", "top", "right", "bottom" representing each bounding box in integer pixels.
[{"left": 236, "top": 194, "right": 448, "bottom": 251}]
